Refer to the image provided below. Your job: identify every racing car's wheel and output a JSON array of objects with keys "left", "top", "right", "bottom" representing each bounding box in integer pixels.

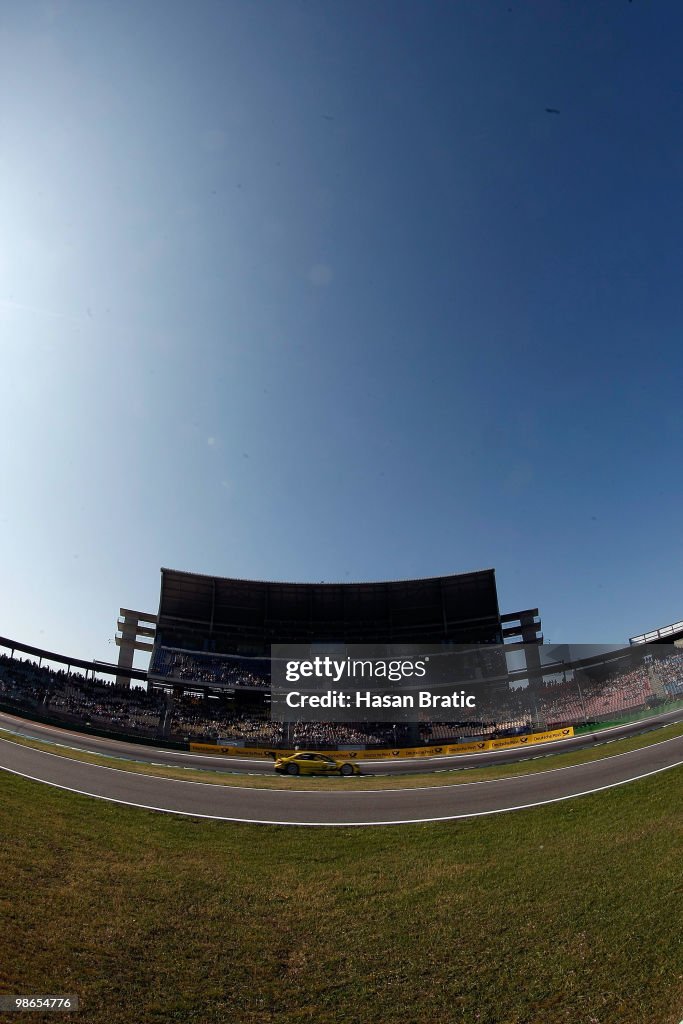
[
  {"left": 286, "top": 763, "right": 300, "bottom": 776},
  {"left": 339, "top": 763, "right": 354, "bottom": 777}
]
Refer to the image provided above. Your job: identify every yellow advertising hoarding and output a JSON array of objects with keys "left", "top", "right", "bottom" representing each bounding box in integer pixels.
[{"left": 189, "top": 726, "right": 574, "bottom": 760}]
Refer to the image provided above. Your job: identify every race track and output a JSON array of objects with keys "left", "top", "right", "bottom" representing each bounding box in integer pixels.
[
  {"left": 1, "top": 724, "right": 682, "bottom": 826},
  {"left": 2, "top": 707, "right": 683, "bottom": 775}
]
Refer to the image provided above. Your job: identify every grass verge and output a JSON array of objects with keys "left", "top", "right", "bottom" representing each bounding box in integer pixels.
[{"left": 0, "top": 764, "right": 682, "bottom": 1023}]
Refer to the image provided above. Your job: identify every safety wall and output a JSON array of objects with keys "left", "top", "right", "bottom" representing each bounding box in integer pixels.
[{"left": 189, "top": 726, "right": 574, "bottom": 760}]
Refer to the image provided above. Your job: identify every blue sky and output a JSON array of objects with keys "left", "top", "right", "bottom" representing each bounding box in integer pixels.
[{"left": 1, "top": 0, "right": 681, "bottom": 665}]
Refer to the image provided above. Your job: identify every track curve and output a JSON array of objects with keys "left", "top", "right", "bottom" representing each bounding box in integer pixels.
[
  {"left": 2, "top": 707, "right": 683, "bottom": 775},
  {"left": 1, "top": 732, "right": 682, "bottom": 826}
]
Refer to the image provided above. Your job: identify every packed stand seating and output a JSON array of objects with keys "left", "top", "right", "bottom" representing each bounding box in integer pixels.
[
  {"left": 534, "top": 679, "right": 586, "bottom": 725},
  {"left": 169, "top": 697, "right": 284, "bottom": 743},
  {"left": 289, "top": 721, "right": 395, "bottom": 747},
  {"left": 0, "top": 655, "right": 50, "bottom": 708},
  {"left": 3, "top": 645, "right": 683, "bottom": 749},
  {"left": 421, "top": 654, "right": 681, "bottom": 738},
  {"left": 150, "top": 647, "right": 269, "bottom": 688},
  {"left": 422, "top": 718, "right": 532, "bottom": 742},
  {"left": 654, "top": 651, "right": 683, "bottom": 698},
  {"left": 535, "top": 664, "right": 653, "bottom": 725},
  {"left": 168, "top": 695, "right": 395, "bottom": 747},
  {"left": 45, "top": 682, "right": 164, "bottom": 736},
  {"left": 0, "top": 653, "right": 165, "bottom": 737},
  {"left": 582, "top": 666, "right": 652, "bottom": 718}
]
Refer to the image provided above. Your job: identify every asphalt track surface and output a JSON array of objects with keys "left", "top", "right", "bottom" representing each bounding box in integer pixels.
[
  {"left": 1, "top": 709, "right": 682, "bottom": 826},
  {"left": 2, "top": 706, "right": 683, "bottom": 775}
]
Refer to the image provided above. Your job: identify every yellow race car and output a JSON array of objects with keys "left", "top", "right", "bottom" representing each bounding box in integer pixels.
[{"left": 274, "top": 751, "right": 360, "bottom": 777}]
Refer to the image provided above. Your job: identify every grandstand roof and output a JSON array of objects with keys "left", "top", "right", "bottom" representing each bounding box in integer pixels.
[
  {"left": 0, "top": 636, "right": 148, "bottom": 682},
  {"left": 630, "top": 619, "right": 683, "bottom": 646},
  {"left": 156, "top": 567, "right": 502, "bottom": 647}
]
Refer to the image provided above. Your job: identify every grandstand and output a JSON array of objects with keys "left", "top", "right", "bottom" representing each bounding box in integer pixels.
[
  {"left": 0, "top": 650, "right": 167, "bottom": 741},
  {"left": 2, "top": 569, "right": 681, "bottom": 752},
  {"left": 147, "top": 566, "right": 542, "bottom": 743},
  {"left": 3, "top": 638, "right": 683, "bottom": 752},
  {"left": 146, "top": 567, "right": 542, "bottom": 686},
  {"left": 152, "top": 566, "right": 508, "bottom": 652}
]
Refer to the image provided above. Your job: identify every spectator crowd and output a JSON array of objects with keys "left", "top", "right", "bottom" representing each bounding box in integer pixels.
[
  {"left": 0, "top": 653, "right": 165, "bottom": 737},
  {"left": 150, "top": 647, "right": 269, "bottom": 688},
  {"left": 1, "top": 645, "right": 682, "bottom": 748}
]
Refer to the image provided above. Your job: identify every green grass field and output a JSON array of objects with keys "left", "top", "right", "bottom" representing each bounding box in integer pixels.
[{"left": 1, "top": 762, "right": 682, "bottom": 1024}]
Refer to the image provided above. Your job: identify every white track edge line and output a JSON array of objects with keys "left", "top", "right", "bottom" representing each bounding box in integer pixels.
[
  {"left": 1, "top": 732, "right": 683, "bottom": 794},
  {"left": 1, "top": 758, "right": 682, "bottom": 827}
]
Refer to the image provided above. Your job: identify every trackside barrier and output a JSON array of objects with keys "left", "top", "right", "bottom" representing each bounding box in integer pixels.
[{"left": 189, "top": 727, "right": 575, "bottom": 760}]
